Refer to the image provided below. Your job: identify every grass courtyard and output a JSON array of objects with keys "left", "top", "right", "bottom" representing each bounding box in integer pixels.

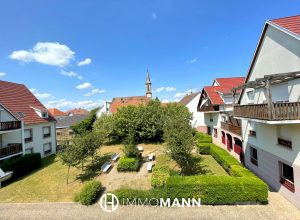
[{"left": 0, "top": 143, "right": 229, "bottom": 202}]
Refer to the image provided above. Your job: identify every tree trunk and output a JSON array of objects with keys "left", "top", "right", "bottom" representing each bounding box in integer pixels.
[{"left": 67, "top": 165, "right": 70, "bottom": 184}]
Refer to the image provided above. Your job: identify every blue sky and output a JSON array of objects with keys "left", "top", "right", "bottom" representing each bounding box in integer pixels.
[{"left": 0, "top": 0, "right": 299, "bottom": 110}]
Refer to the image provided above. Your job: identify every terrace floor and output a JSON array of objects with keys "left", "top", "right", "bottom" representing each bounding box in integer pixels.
[{"left": 0, "top": 191, "right": 299, "bottom": 220}]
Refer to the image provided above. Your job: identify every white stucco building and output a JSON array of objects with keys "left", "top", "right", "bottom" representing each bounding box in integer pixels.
[
  {"left": 233, "top": 15, "right": 300, "bottom": 209},
  {"left": 0, "top": 81, "right": 57, "bottom": 160},
  {"left": 178, "top": 92, "right": 204, "bottom": 128}
]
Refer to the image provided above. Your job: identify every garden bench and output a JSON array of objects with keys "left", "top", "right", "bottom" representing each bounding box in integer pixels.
[
  {"left": 148, "top": 153, "right": 154, "bottom": 161},
  {"left": 137, "top": 146, "right": 144, "bottom": 151},
  {"left": 0, "top": 168, "right": 13, "bottom": 188},
  {"left": 111, "top": 153, "right": 120, "bottom": 162},
  {"left": 147, "top": 162, "right": 153, "bottom": 172},
  {"left": 101, "top": 162, "right": 112, "bottom": 173}
]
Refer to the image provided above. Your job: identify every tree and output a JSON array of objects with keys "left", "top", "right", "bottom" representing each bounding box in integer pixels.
[
  {"left": 71, "top": 108, "right": 99, "bottom": 135},
  {"left": 93, "top": 113, "right": 116, "bottom": 143},
  {"left": 123, "top": 128, "right": 139, "bottom": 158},
  {"left": 58, "top": 141, "right": 81, "bottom": 184},
  {"left": 163, "top": 104, "right": 195, "bottom": 175}
]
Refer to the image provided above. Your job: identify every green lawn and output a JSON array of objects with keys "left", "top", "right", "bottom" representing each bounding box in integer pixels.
[
  {"left": 199, "top": 155, "right": 229, "bottom": 176},
  {"left": 0, "top": 155, "right": 84, "bottom": 202}
]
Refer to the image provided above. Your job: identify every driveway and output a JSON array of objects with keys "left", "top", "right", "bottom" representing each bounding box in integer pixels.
[{"left": 0, "top": 192, "right": 299, "bottom": 220}]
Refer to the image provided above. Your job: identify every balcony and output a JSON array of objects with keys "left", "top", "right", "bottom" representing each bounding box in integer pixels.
[
  {"left": 199, "top": 105, "right": 220, "bottom": 112},
  {"left": 0, "top": 143, "right": 22, "bottom": 159},
  {"left": 234, "top": 102, "right": 300, "bottom": 121},
  {"left": 0, "top": 121, "right": 21, "bottom": 131},
  {"left": 221, "top": 122, "right": 242, "bottom": 136}
]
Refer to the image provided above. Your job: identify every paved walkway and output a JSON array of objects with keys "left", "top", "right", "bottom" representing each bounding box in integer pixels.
[{"left": 0, "top": 192, "right": 300, "bottom": 220}]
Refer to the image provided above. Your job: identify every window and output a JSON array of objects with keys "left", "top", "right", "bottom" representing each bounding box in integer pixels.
[
  {"left": 278, "top": 138, "right": 292, "bottom": 149},
  {"left": 25, "top": 148, "right": 33, "bottom": 154},
  {"left": 249, "top": 130, "right": 256, "bottom": 137},
  {"left": 24, "top": 129, "right": 33, "bottom": 142},
  {"left": 250, "top": 147, "right": 258, "bottom": 166},
  {"left": 213, "top": 128, "right": 218, "bottom": 138},
  {"left": 16, "top": 112, "right": 25, "bottom": 118},
  {"left": 41, "top": 112, "right": 48, "bottom": 118},
  {"left": 279, "top": 162, "right": 295, "bottom": 192},
  {"left": 43, "top": 126, "right": 51, "bottom": 138},
  {"left": 246, "top": 90, "right": 254, "bottom": 103},
  {"left": 210, "top": 118, "right": 213, "bottom": 122},
  {"left": 43, "top": 143, "right": 52, "bottom": 155}
]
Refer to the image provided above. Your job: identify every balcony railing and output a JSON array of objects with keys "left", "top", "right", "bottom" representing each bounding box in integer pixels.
[
  {"left": 280, "top": 176, "right": 295, "bottom": 192},
  {"left": 0, "top": 143, "right": 22, "bottom": 158},
  {"left": 221, "top": 122, "right": 242, "bottom": 136},
  {"left": 199, "top": 105, "right": 220, "bottom": 112},
  {"left": 234, "top": 102, "right": 300, "bottom": 120},
  {"left": 0, "top": 121, "right": 21, "bottom": 131}
]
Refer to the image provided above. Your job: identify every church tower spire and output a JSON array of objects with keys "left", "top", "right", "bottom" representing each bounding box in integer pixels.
[{"left": 145, "top": 69, "right": 152, "bottom": 98}]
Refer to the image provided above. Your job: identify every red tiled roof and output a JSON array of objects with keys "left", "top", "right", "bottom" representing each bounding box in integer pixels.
[
  {"left": 110, "top": 96, "right": 149, "bottom": 113},
  {"left": 0, "top": 80, "right": 56, "bottom": 125},
  {"left": 179, "top": 93, "right": 199, "bottom": 105},
  {"left": 204, "top": 77, "right": 245, "bottom": 105},
  {"left": 48, "top": 108, "right": 66, "bottom": 117},
  {"left": 271, "top": 15, "right": 300, "bottom": 36},
  {"left": 66, "top": 108, "right": 89, "bottom": 116}
]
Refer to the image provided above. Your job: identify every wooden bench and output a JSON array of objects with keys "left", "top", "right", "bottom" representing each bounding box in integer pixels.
[
  {"left": 148, "top": 153, "right": 155, "bottom": 161},
  {"left": 101, "top": 162, "right": 112, "bottom": 173},
  {"left": 137, "top": 146, "right": 144, "bottom": 151},
  {"left": 0, "top": 168, "right": 13, "bottom": 188}
]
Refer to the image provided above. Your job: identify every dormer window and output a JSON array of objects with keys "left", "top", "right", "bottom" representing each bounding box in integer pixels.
[{"left": 42, "top": 112, "right": 48, "bottom": 118}]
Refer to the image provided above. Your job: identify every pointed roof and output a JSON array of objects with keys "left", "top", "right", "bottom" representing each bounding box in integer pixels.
[
  {"left": 146, "top": 70, "right": 151, "bottom": 84},
  {"left": 65, "top": 108, "right": 89, "bottom": 116},
  {"left": 110, "top": 96, "right": 149, "bottom": 114},
  {"left": 179, "top": 92, "right": 200, "bottom": 105},
  {"left": 48, "top": 108, "right": 66, "bottom": 117},
  {"left": 0, "top": 80, "right": 56, "bottom": 125},
  {"left": 270, "top": 15, "right": 300, "bottom": 37}
]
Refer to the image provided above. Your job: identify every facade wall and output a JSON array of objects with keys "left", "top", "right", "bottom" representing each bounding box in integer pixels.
[
  {"left": 24, "top": 122, "right": 56, "bottom": 157},
  {"left": 0, "top": 108, "right": 17, "bottom": 122},
  {"left": 185, "top": 94, "right": 205, "bottom": 128},
  {"left": 1, "top": 131, "right": 22, "bottom": 147}
]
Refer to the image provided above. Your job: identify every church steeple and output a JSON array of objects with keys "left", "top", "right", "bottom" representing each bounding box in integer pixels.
[{"left": 145, "top": 69, "right": 152, "bottom": 98}]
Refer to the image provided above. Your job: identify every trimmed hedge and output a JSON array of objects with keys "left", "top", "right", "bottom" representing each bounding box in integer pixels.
[
  {"left": 117, "top": 157, "right": 140, "bottom": 172},
  {"left": 151, "top": 166, "right": 170, "bottom": 188},
  {"left": 195, "top": 132, "right": 212, "bottom": 144},
  {"left": 75, "top": 180, "right": 102, "bottom": 205},
  {"left": 0, "top": 153, "right": 42, "bottom": 183}
]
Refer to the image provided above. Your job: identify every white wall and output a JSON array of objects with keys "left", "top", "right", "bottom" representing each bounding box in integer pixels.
[
  {"left": 185, "top": 93, "right": 205, "bottom": 127},
  {"left": 24, "top": 122, "right": 56, "bottom": 157},
  {"left": 0, "top": 107, "right": 18, "bottom": 122}
]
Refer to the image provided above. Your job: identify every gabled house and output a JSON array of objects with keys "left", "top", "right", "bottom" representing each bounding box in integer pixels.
[
  {"left": 179, "top": 92, "right": 203, "bottom": 128},
  {"left": 0, "top": 81, "right": 57, "bottom": 160},
  {"left": 66, "top": 108, "right": 89, "bottom": 116},
  {"left": 48, "top": 108, "right": 67, "bottom": 119},
  {"left": 197, "top": 77, "right": 245, "bottom": 162},
  {"left": 232, "top": 15, "right": 300, "bottom": 208}
]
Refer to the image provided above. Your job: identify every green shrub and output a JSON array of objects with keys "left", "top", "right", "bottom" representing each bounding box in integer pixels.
[
  {"left": 195, "top": 132, "right": 212, "bottom": 143},
  {"left": 75, "top": 180, "right": 102, "bottom": 205},
  {"left": 197, "top": 143, "right": 211, "bottom": 154},
  {"left": 0, "top": 153, "right": 42, "bottom": 183},
  {"left": 151, "top": 166, "right": 170, "bottom": 188},
  {"left": 117, "top": 157, "right": 140, "bottom": 172}
]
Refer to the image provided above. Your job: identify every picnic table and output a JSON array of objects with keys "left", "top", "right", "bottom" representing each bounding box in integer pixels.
[
  {"left": 137, "top": 146, "right": 144, "bottom": 151},
  {"left": 0, "top": 168, "right": 13, "bottom": 188},
  {"left": 101, "top": 162, "right": 112, "bottom": 173},
  {"left": 148, "top": 153, "right": 154, "bottom": 161}
]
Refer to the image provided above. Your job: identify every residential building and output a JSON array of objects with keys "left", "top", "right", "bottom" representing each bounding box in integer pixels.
[
  {"left": 96, "top": 101, "right": 112, "bottom": 117},
  {"left": 48, "top": 108, "right": 67, "bottom": 119},
  {"left": 56, "top": 114, "right": 89, "bottom": 146},
  {"left": 233, "top": 15, "right": 300, "bottom": 208},
  {"left": 109, "top": 70, "right": 152, "bottom": 114},
  {"left": 197, "top": 77, "right": 245, "bottom": 162},
  {"left": 66, "top": 108, "right": 89, "bottom": 116},
  {"left": 0, "top": 81, "right": 57, "bottom": 160},
  {"left": 179, "top": 92, "right": 203, "bottom": 128}
]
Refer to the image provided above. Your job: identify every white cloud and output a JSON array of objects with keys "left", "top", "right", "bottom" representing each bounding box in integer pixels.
[
  {"left": 152, "top": 13, "right": 157, "bottom": 20},
  {"left": 61, "top": 70, "right": 78, "bottom": 77},
  {"left": 45, "top": 99, "right": 102, "bottom": 110},
  {"left": 174, "top": 88, "right": 198, "bottom": 99},
  {"left": 76, "top": 82, "right": 92, "bottom": 90},
  {"left": 77, "top": 58, "right": 92, "bottom": 66},
  {"left": 85, "top": 88, "right": 106, "bottom": 97},
  {"left": 0, "top": 72, "right": 6, "bottom": 77},
  {"left": 9, "top": 42, "right": 75, "bottom": 67},
  {"left": 186, "top": 58, "right": 197, "bottom": 64},
  {"left": 155, "top": 86, "right": 176, "bottom": 93},
  {"left": 78, "top": 76, "right": 83, "bottom": 80},
  {"left": 30, "top": 88, "right": 54, "bottom": 99}
]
